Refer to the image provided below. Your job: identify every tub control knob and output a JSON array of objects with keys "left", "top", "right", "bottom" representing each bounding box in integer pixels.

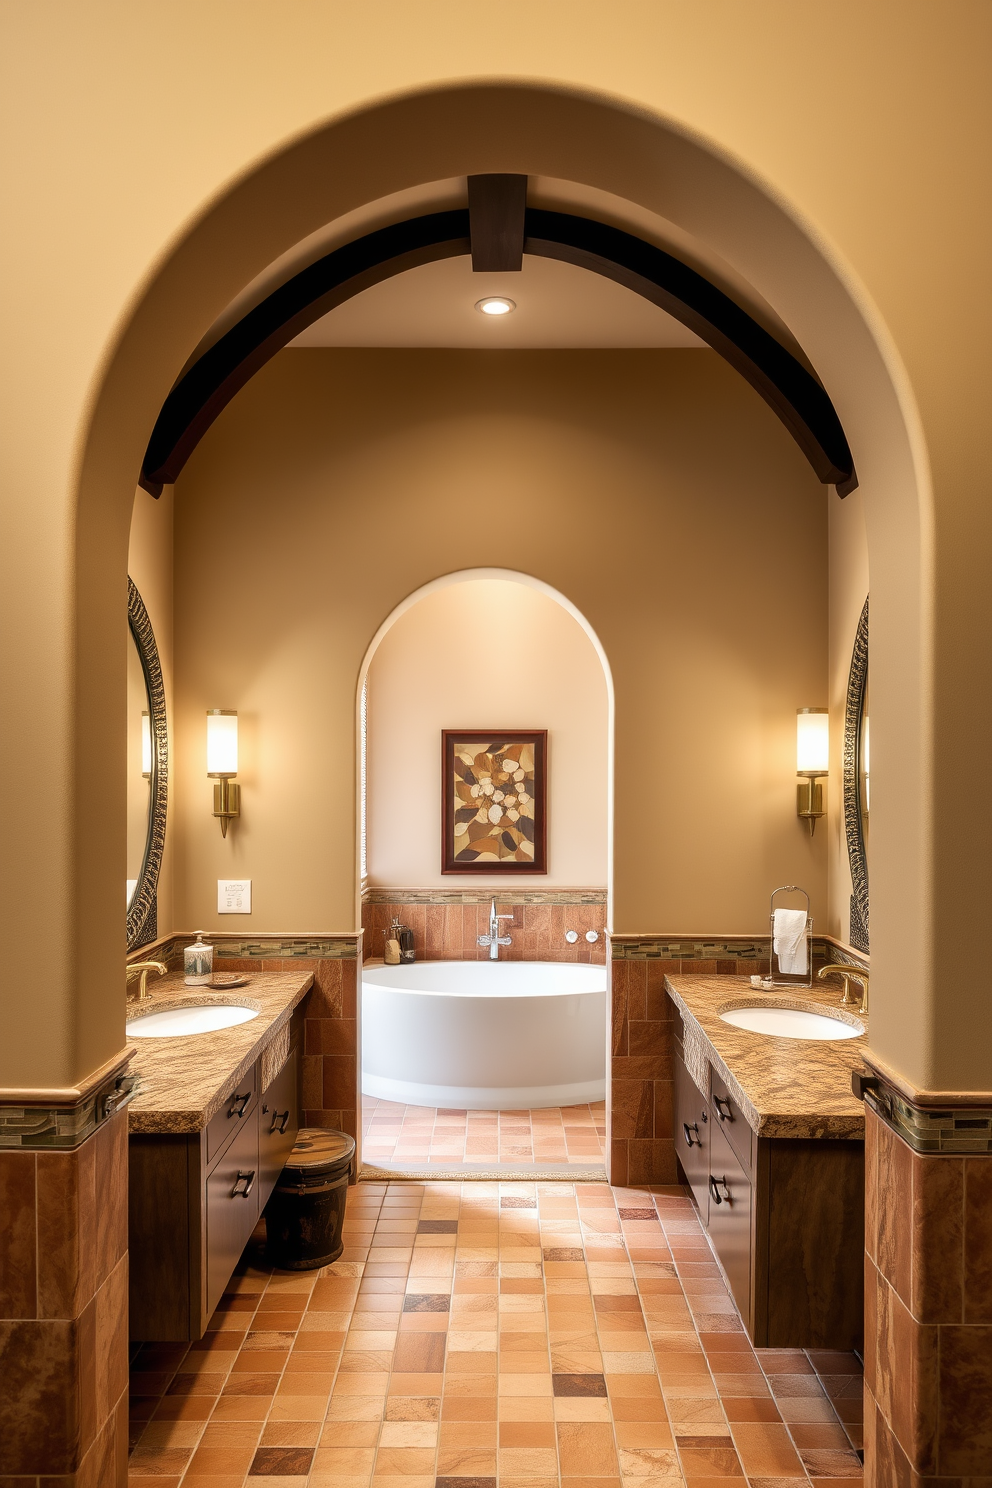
[
  {"left": 585, "top": 930, "right": 599, "bottom": 943},
  {"left": 564, "top": 930, "right": 579, "bottom": 943}
]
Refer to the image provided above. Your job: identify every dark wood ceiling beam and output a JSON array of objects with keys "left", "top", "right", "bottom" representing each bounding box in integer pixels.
[
  {"left": 138, "top": 200, "right": 856, "bottom": 496},
  {"left": 467, "top": 174, "right": 527, "bottom": 271},
  {"left": 524, "top": 209, "right": 856, "bottom": 491}
]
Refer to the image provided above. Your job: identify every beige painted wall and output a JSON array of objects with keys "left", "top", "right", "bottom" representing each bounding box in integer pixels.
[
  {"left": 2, "top": 10, "right": 989, "bottom": 1090},
  {"left": 127, "top": 485, "right": 175, "bottom": 939},
  {"left": 172, "top": 347, "right": 827, "bottom": 936},
  {"left": 365, "top": 577, "right": 609, "bottom": 888},
  {"left": 826, "top": 491, "right": 870, "bottom": 947}
]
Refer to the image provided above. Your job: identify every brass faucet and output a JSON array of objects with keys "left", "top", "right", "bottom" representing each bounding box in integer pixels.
[
  {"left": 126, "top": 960, "right": 168, "bottom": 1003},
  {"left": 818, "top": 962, "right": 870, "bottom": 1015}
]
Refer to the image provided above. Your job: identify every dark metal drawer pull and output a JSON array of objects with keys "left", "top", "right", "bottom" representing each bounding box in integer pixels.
[
  {"left": 714, "top": 1096, "right": 733, "bottom": 1122},
  {"left": 232, "top": 1169, "right": 256, "bottom": 1197},
  {"left": 228, "top": 1092, "right": 251, "bottom": 1118},
  {"left": 270, "top": 1109, "right": 291, "bottom": 1134},
  {"left": 682, "top": 1121, "right": 701, "bottom": 1148},
  {"left": 709, "top": 1174, "right": 731, "bottom": 1205}
]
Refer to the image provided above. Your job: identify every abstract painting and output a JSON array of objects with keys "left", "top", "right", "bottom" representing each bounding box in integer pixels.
[{"left": 441, "top": 730, "right": 548, "bottom": 873}]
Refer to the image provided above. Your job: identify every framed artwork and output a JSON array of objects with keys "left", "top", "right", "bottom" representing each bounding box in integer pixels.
[{"left": 442, "top": 730, "right": 548, "bottom": 874}]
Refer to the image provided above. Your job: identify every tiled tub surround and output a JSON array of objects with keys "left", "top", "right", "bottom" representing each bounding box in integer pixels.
[
  {"left": 127, "top": 1176, "right": 864, "bottom": 1485},
  {"left": 125, "top": 967, "right": 314, "bottom": 1133},
  {"left": 608, "top": 938, "right": 868, "bottom": 1188},
  {"left": 130, "top": 935, "right": 361, "bottom": 1146},
  {"left": 0, "top": 1108, "right": 129, "bottom": 1480},
  {"left": 863, "top": 1081, "right": 992, "bottom": 1481},
  {"left": 362, "top": 888, "right": 607, "bottom": 964}
]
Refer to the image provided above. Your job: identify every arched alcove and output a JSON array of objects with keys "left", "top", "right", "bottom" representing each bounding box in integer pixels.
[{"left": 356, "top": 566, "right": 615, "bottom": 913}]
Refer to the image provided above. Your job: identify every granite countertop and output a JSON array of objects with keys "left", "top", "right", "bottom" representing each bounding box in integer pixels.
[
  {"left": 665, "top": 974, "right": 868, "bottom": 1140},
  {"left": 126, "top": 968, "right": 313, "bottom": 1134}
]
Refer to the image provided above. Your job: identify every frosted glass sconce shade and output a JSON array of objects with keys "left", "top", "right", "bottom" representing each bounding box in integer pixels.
[
  {"left": 207, "top": 709, "right": 240, "bottom": 836},
  {"left": 796, "top": 707, "right": 828, "bottom": 835},
  {"left": 797, "top": 708, "right": 829, "bottom": 774},
  {"left": 207, "top": 710, "right": 238, "bottom": 776}
]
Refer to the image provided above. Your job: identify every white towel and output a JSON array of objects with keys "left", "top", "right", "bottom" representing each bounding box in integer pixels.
[{"left": 773, "top": 907, "right": 808, "bottom": 975}]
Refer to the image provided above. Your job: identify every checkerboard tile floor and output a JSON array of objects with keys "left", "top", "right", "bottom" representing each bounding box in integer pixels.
[
  {"left": 128, "top": 1180, "right": 864, "bottom": 1487},
  {"left": 361, "top": 1099, "right": 607, "bottom": 1168}
]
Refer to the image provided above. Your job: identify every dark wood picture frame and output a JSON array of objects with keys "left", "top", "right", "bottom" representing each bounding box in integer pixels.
[{"left": 441, "top": 730, "right": 548, "bottom": 874}]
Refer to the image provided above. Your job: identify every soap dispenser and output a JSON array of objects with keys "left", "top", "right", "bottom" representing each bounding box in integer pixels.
[
  {"left": 184, "top": 931, "right": 214, "bottom": 985},
  {"left": 383, "top": 917, "right": 402, "bottom": 966},
  {"left": 398, "top": 921, "right": 416, "bottom": 965}
]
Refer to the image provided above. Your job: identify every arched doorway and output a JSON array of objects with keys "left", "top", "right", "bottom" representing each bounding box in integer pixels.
[
  {"left": 355, "top": 568, "right": 614, "bottom": 1177},
  {"left": 71, "top": 84, "right": 928, "bottom": 1101}
]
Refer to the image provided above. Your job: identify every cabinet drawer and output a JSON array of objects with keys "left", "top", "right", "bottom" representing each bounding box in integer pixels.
[
  {"left": 207, "top": 1064, "right": 257, "bottom": 1164},
  {"left": 675, "top": 1053, "right": 710, "bottom": 1224},
  {"left": 205, "top": 1114, "right": 259, "bottom": 1318},
  {"left": 708, "top": 1116, "right": 753, "bottom": 1326},
  {"left": 710, "top": 1067, "right": 754, "bottom": 1174},
  {"left": 258, "top": 1053, "right": 298, "bottom": 1211}
]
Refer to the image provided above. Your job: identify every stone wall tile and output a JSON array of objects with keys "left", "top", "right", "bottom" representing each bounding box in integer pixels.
[
  {"left": 911, "top": 1150, "right": 963, "bottom": 1325},
  {"left": 964, "top": 1158, "right": 992, "bottom": 1325},
  {"left": 627, "top": 1139, "right": 676, "bottom": 1186},
  {"left": 0, "top": 1152, "right": 37, "bottom": 1319},
  {"left": 937, "top": 1324, "right": 992, "bottom": 1476},
  {"left": 876, "top": 1120, "right": 913, "bottom": 1305}
]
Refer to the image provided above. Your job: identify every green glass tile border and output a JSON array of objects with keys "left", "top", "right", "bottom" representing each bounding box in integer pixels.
[
  {"left": 363, "top": 888, "right": 607, "bottom": 906},
  {"left": 611, "top": 936, "right": 868, "bottom": 969},
  {"left": 0, "top": 1074, "right": 133, "bottom": 1150},
  {"left": 866, "top": 1083, "right": 992, "bottom": 1156}
]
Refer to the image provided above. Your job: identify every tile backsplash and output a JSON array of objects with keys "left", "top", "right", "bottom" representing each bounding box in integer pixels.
[{"left": 362, "top": 886, "right": 607, "bottom": 963}]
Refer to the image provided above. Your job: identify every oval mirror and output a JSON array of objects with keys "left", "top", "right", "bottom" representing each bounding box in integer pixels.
[
  {"left": 843, "top": 596, "right": 869, "bottom": 951},
  {"left": 127, "top": 578, "right": 167, "bottom": 951}
]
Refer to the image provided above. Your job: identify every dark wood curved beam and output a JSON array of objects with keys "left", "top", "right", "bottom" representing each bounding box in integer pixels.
[
  {"left": 524, "top": 210, "right": 856, "bottom": 493},
  {"left": 140, "top": 199, "right": 856, "bottom": 495},
  {"left": 140, "top": 211, "right": 471, "bottom": 493}
]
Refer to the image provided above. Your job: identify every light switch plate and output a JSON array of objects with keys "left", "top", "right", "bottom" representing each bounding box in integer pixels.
[{"left": 218, "top": 879, "right": 251, "bottom": 914}]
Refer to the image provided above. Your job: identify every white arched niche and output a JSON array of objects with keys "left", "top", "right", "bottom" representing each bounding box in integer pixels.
[{"left": 356, "top": 568, "right": 614, "bottom": 917}]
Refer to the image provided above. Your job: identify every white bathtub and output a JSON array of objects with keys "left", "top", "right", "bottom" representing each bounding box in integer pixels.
[{"left": 361, "top": 960, "right": 607, "bottom": 1110}]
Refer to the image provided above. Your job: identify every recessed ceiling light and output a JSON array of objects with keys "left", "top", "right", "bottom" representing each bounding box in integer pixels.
[{"left": 475, "top": 296, "right": 516, "bottom": 317}]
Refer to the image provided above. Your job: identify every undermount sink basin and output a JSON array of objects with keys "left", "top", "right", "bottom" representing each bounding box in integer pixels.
[
  {"left": 719, "top": 1004, "right": 863, "bottom": 1040},
  {"left": 127, "top": 1003, "right": 261, "bottom": 1038}
]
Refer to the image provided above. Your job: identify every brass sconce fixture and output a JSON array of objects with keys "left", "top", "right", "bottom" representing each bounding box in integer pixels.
[
  {"left": 207, "top": 709, "right": 240, "bottom": 837},
  {"left": 796, "top": 707, "right": 828, "bottom": 835}
]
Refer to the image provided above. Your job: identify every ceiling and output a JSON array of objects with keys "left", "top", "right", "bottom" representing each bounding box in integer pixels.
[{"left": 287, "top": 252, "right": 706, "bottom": 349}]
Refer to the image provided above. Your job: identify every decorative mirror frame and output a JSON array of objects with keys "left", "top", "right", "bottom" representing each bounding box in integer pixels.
[
  {"left": 843, "top": 596, "right": 869, "bottom": 952},
  {"left": 127, "top": 577, "right": 168, "bottom": 951}
]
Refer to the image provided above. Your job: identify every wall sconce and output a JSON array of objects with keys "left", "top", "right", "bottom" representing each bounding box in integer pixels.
[
  {"left": 141, "top": 711, "right": 152, "bottom": 779},
  {"left": 796, "top": 707, "right": 828, "bottom": 835},
  {"left": 207, "top": 709, "right": 240, "bottom": 837}
]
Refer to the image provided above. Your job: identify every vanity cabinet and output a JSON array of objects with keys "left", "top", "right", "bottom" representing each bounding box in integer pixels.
[
  {"left": 671, "top": 998, "right": 864, "bottom": 1350},
  {"left": 129, "top": 1013, "right": 301, "bottom": 1342}
]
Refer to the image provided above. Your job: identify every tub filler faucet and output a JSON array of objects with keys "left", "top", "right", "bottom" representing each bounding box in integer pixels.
[{"left": 479, "top": 899, "right": 513, "bottom": 960}]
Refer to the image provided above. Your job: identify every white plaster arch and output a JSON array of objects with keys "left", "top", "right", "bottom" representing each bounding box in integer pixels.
[{"left": 354, "top": 566, "right": 617, "bottom": 929}]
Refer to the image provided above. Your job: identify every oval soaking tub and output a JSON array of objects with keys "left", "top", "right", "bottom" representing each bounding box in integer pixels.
[{"left": 361, "top": 960, "right": 607, "bottom": 1109}]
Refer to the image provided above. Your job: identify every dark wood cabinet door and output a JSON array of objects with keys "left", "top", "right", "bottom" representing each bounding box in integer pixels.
[
  {"left": 258, "top": 1054, "right": 298, "bottom": 1211},
  {"left": 707, "top": 1115, "right": 753, "bottom": 1327},
  {"left": 205, "top": 1113, "right": 259, "bottom": 1318},
  {"left": 710, "top": 1066, "right": 754, "bottom": 1173},
  {"left": 206, "top": 1064, "right": 257, "bottom": 1164},
  {"left": 674, "top": 1053, "right": 710, "bottom": 1224}
]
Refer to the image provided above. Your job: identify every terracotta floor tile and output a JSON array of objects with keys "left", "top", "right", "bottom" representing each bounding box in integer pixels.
[{"left": 122, "top": 1181, "right": 866, "bottom": 1479}]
